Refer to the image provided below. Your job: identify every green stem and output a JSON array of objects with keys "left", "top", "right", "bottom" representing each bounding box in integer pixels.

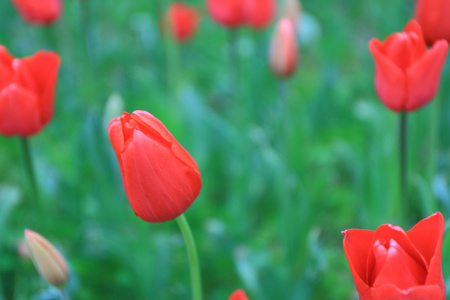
[
  {"left": 399, "top": 111, "right": 408, "bottom": 225},
  {"left": 79, "top": 0, "right": 91, "bottom": 63},
  {"left": 60, "top": 288, "right": 70, "bottom": 300},
  {"left": 20, "top": 137, "right": 39, "bottom": 212},
  {"left": 175, "top": 214, "right": 202, "bottom": 300}
]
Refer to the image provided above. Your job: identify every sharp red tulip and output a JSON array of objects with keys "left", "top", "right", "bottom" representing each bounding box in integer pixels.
[
  {"left": 108, "top": 111, "right": 202, "bottom": 223},
  {"left": 342, "top": 212, "right": 445, "bottom": 300},
  {"left": 0, "top": 46, "right": 61, "bottom": 137},
  {"left": 229, "top": 289, "right": 249, "bottom": 300},
  {"left": 368, "top": 20, "right": 448, "bottom": 112},
  {"left": 11, "top": 0, "right": 62, "bottom": 25},
  {"left": 166, "top": 2, "right": 200, "bottom": 43},
  {"left": 415, "top": 0, "right": 450, "bottom": 46},
  {"left": 269, "top": 18, "right": 298, "bottom": 78}
]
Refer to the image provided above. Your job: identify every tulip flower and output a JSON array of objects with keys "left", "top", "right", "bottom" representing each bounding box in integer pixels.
[
  {"left": 108, "top": 110, "right": 202, "bottom": 223},
  {"left": 229, "top": 289, "right": 249, "bottom": 300},
  {"left": 269, "top": 18, "right": 298, "bottom": 78},
  {"left": 368, "top": 20, "right": 448, "bottom": 112},
  {"left": 206, "top": 0, "right": 275, "bottom": 29},
  {"left": 244, "top": 0, "right": 275, "bottom": 29},
  {"left": 25, "top": 229, "right": 69, "bottom": 288},
  {"left": 0, "top": 46, "right": 61, "bottom": 137},
  {"left": 10, "top": 0, "right": 62, "bottom": 25},
  {"left": 206, "top": 0, "right": 245, "bottom": 28},
  {"left": 415, "top": 0, "right": 450, "bottom": 46},
  {"left": 342, "top": 212, "right": 445, "bottom": 300},
  {"left": 166, "top": 3, "right": 200, "bottom": 43}
]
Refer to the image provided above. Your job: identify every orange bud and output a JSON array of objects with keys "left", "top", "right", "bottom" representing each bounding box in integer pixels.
[
  {"left": 269, "top": 18, "right": 298, "bottom": 78},
  {"left": 24, "top": 229, "right": 69, "bottom": 287}
]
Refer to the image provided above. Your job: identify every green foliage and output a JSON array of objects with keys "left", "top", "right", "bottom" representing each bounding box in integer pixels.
[{"left": 0, "top": 0, "right": 449, "bottom": 299}]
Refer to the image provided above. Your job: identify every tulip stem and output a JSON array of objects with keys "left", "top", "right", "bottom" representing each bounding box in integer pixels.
[
  {"left": 20, "top": 137, "right": 40, "bottom": 214},
  {"left": 399, "top": 111, "right": 408, "bottom": 224},
  {"left": 60, "top": 288, "right": 71, "bottom": 300},
  {"left": 79, "top": 0, "right": 92, "bottom": 63},
  {"left": 176, "top": 214, "right": 202, "bottom": 300}
]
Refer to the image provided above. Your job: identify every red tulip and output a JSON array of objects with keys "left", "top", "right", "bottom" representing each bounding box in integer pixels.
[
  {"left": 108, "top": 111, "right": 202, "bottom": 223},
  {"left": 415, "top": 0, "right": 450, "bottom": 46},
  {"left": 206, "top": 0, "right": 245, "bottom": 28},
  {"left": 206, "top": 0, "right": 274, "bottom": 29},
  {"left": 166, "top": 2, "right": 200, "bottom": 43},
  {"left": 229, "top": 289, "right": 249, "bottom": 300},
  {"left": 11, "top": 0, "right": 62, "bottom": 25},
  {"left": 342, "top": 212, "right": 445, "bottom": 300},
  {"left": 368, "top": 20, "right": 448, "bottom": 112},
  {"left": 0, "top": 46, "right": 61, "bottom": 137},
  {"left": 244, "top": 0, "right": 275, "bottom": 29},
  {"left": 269, "top": 18, "right": 298, "bottom": 78}
]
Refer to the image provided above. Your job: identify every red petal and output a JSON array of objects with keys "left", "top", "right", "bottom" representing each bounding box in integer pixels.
[
  {"left": 369, "top": 39, "right": 406, "bottom": 111},
  {"left": 11, "top": 0, "right": 62, "bottom": 25},
  {"left": 14, "top": 51, "right": 61, "bottom": 125},
  {"left": 407, "top": 212, "right": 445, "bottom": 297},
  {"left": 405, "top": 40, "right": 448, "bottom": 111},
  {"left": 206, "top": 0, "right": 244, "bottom": 28},
  {"left": 0, "top": 84, "right": 41, "bottom": 136},
  {"left": 371, "top": 239, "right": 427, "bottom": 289},
  {"left": 342, "top": 229, "right": 373, "bottom": 299},
  {"left": 119, "top": 129, "right": 201, "bottom": 222},
  {"left": 229, "top": 289, "right": 249, "bottom": 300},
  {"left": 132, "top": 111, "right": 201, "bottom": 176},
  {"left": 244, "top": 0, "right": 274, "bottom": 29},
  {"left": 371, "top": 284, "right": 442, "bottom": 300}
]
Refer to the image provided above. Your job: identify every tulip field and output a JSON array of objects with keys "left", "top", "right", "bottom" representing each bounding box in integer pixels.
[{"left": 2, "top": 0, "right": 450, "bottom": 299}]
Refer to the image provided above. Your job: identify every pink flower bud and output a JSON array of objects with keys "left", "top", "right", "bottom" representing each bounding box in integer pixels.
[
  {"left": 24, "top": 229, "right": 69, "bottom": 288},
  {"left": 269, "top": 18, "right": 298, "bottom": 78}
]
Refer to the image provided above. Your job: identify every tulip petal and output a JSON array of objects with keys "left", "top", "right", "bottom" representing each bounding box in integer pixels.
[
  {"left": 371, "top": 239, "right": 426, "bottom": 289},
  {"left": 14, "top": 51, "right": 61, "bottom": 125},
  {"left": 0, "top": 46, "right": 14, "bottom": 91},
  {"left": 371, "top": 284, "right": 442, "bottom": 300},
  {"left": 366, "top": 224, "right": 428, "bottom": 285},
  {"left": 120, "top": 129, "right": 200, "bottom": 222},
  {"left": 244, "top": 0, "right": 274, "bottom": 28},
  {"left": 342, "top": 229, "right": 373, "bottom": 299},
  {"left": 406, "top": 40, "right": 448, "bottom": 111},
  {"left": 206, "top": 0, "right": 244, "bottom": 28},
  {"left": 0, "top": 84, "right": 41, "bottom": 136},
  {"left": 369, "top": 39, "right": 406, "bottom": 112},
  {"left": 229, "top": 289, "right": 249, "bottom": 300},
  {"left": 406, "top": 212, "right": 445, "bottom": 298},
  {"left": 132, "top": 111, "right": 201, "bottom": 176}
]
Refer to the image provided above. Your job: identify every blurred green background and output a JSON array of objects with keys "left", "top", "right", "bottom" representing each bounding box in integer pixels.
[{"left": 1, "top": 0, "right": 450, "bottom": 299}]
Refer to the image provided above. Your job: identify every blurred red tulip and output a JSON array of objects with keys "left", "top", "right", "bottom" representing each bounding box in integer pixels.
[
  {"left": 229, "top": 289, "right": 249, "bottom": 300},
  {"left": 206, "top": 0, "right": 245, "bottom": 28},
  {"left": 244, "top": 0, "right": 275, "bottom": 29},
  {"left": 206, "top": 0, "right": 274, "bottom": 29},
  {"left": 108, "top": 111, "right": 202, "bottom": 223},
  {"left": 0, "top": 46, "right": 61, "bottom": 136},
  {"left": 415, "top": 0, "right": 450, "bottom": 46},
  {"left": 269, "top": 18, "right": 298, "bottom": 78},
  {"left": 166, "top": 2, "right": 200, "bottom": 43},
  {"left": 369, "top": 20, "right": 448, "bottom": 112},
  {"left": 11, "top": 0, "right": 62, "bottom": 25},
  {"left": 342, "top": 212, "right": 445, "bottom": 300}
]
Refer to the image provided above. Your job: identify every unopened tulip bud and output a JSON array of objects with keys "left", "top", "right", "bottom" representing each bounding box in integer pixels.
[
  {"left": 24, "top": 229, "right": 69, "bottom": 288},
  {"left": 269, "top": 18, "right": 298, "bottom": 78}
]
